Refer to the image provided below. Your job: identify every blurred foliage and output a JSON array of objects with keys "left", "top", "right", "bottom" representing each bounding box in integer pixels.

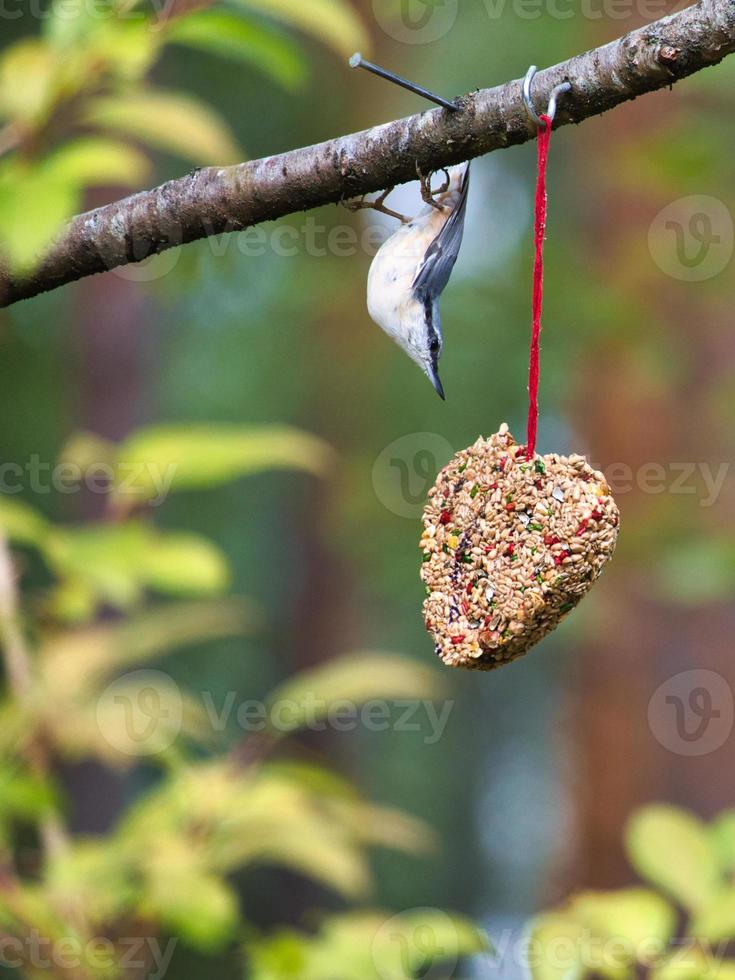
[
  {"left": 0, "top": 423, "right": 335, "bottom": 619},
  {"left": 529, "top": 805, "right": 735, "bottom": 980},
  {"left": 0, "top": 421, "right": 487, "bottom": 977},
  {"left": 1, "top": 0, "right": 734, "bottom": 978},
  {"left": 247, "top": 908, "right": 491, "bottom": 979},
  {"left": 0, "top": 0, "right": 367, "bottom": 273}
]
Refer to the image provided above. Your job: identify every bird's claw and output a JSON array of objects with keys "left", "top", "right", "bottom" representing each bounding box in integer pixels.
[
  {"left": 416, "top": 164, "right": 451, "bottom": 210},
  {"left": 341, "top": 187, "right": 408, "bottom": 223}
]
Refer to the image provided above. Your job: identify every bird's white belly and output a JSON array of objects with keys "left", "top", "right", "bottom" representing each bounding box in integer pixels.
[{"left": 367, "top": 212, "right": 445, "bottom": 341}]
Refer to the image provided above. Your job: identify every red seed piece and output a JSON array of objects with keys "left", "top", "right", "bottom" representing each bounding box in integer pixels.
[
  {"left": 554, "top": 549, "right": 571, "bottom": 566},
  {"left": 451, "top": 635, "right": 465, "bottom": 645},
  {"left": 544, "top": 534, "right": 560, "bottom": 546},
  {"left": 439, "top": 510, "right": 452, "bottom": 525}
]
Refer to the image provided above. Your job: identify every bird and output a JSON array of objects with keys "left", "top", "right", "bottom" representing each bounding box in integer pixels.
[{"left": 346, "top": 163, "right": 470, "bottom": 400}]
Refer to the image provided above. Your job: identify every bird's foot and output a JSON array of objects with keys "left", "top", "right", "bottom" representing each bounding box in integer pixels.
[
  {"left": 342, "top": 187, "right": 408, "bottom": 223},
  {"left": 416, "top": 165, "right": 451, "bottom": 210}
]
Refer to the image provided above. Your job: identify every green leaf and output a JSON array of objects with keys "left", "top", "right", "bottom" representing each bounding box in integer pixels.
[
  {"left": 124, "top": 765, "right": 374, "bottom": 900},
  {"left": 528, "top": 914, "right": 588, "bottom": 980},
  {"left": 58, "top": 430, "right": 117, "bottom": 473},
  {"left": 570, "top": 889, "right": 675, "bottom": 961},
  {"left": 0, "top": 497, "right": 51, "bottom": 548},
  {"left": 165, "top": 10, "right": 306, "bottom": 90},
  {"left": 249, "top": 910, "right": 489, "bottom": 980},
  {"left": 41, "top": 599, "right": 253, "bottom": 688},
  {"left": 529, "top": 890, "right": 675, "bottom": 980},
  {"left": 145, "top": 867, "right": 239, "bottom": 952},
  {"left": 712, "top": 811, "right": 735, "bottom": 873},
  {"left": 47, "top": 522, "right": 231, "bottom": 614},
  {"left": 231, "top": 0, "right": 368, "bottom": 59},
  {"left": 41, "top": 138, "right": 150, "bottom": 187},
  {"left": 238, "top": 778, "right": 373, "bottom": 898},
  {"left": 626, "top": 806, "right": 720, "bottom": 911},
  {"left": 45, "top": 840, "right": 137, "bottom": 927},
  {"left": 248, "top": 930, "right": 310, "bottom": 980},
  {"left": 690, "top": 887, "right": 735, "bottom": 942},
  {"left": 83, "top": 90, "right": 242, "bottom": 165},
  {"left": 140, "top": 531, "right": 230, "bottom": 595},
  {"left": 111, "top": 424, "right": 334, "bottom": 503},
  {"left": 84, "top": 18, "right": 161, "bottom": 81},
  {"left": 0, "top": 40, "right": 57, "bottom": 123},
  {"left": 0, "top": 167, "right": 78, "bottom": 274},
  {"left": 0, "top": 766, "right": 57, "bottom": 825},
  {"left": 264, "top": 652, "right": 442, "bottom": 735}
]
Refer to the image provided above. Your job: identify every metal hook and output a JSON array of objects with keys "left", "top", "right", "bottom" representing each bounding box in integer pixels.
[
  {"left": 523, "top": 65, "right": 571, "bottom": 127},
  {"left": 349, "top": 53, "right": 460, "bottom": 112}
]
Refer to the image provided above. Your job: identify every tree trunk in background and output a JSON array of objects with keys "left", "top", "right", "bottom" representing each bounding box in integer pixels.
[{"left": 563, "top": 79, "right": 735, "bottom": 892}]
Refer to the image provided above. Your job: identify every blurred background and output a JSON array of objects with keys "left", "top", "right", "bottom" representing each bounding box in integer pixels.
[{"left": 0, "top": 0, "right": 734, "bottom": 977}]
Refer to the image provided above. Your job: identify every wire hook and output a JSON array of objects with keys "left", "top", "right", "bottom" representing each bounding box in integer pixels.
[{"left": 523, "top": 65, "right": 571, "bottom": 127}]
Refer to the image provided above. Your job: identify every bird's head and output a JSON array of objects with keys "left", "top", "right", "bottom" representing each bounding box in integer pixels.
[{"left": 398, "top": 313, "right": 445, "bottom": 400}]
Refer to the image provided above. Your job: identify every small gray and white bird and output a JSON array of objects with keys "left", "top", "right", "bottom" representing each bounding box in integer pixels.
[{"left": 360, "top": 163, "right": 470, "bottom": 400}]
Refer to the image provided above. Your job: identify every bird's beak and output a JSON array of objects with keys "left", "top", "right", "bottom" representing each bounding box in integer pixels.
[{"left": 427, "top": 360, "right": 445, "bottom": 400}]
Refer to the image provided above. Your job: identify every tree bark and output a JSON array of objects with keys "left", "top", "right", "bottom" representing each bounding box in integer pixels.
[{"left": 1, "top": 0, "right": 733, "bottom": 307}]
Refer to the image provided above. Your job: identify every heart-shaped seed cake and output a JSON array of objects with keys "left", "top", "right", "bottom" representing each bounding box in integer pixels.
[{"left": 420, "top": 423, "right": 619, "bottom": 670}]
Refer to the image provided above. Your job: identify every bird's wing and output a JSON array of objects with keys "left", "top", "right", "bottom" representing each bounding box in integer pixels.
[{"left": 411, "top": 164, "right": 470, "bottom": 299}]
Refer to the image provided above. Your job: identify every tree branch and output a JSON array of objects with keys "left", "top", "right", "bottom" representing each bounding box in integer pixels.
[{"left": 2, "top": 0, "right": 733, "bottom": 308}]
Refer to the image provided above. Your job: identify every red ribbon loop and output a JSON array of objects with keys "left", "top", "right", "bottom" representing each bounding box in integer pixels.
[{"left": 525, "top": 112, "right": 553, "bottom": 460}]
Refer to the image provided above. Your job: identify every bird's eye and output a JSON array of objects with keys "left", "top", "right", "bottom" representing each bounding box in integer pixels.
[{"left": 429, "top": 338, "right": 440, "bottom": 354}]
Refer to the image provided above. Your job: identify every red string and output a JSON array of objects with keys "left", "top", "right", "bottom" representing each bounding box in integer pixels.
[{"left": 525, "top": 112, "right": 553, "bottom": 460}]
